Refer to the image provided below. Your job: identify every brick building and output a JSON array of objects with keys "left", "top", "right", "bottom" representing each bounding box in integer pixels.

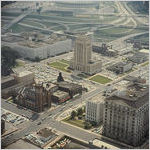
[{"left": 15, "top": 83, "right": 57, "bottom": 112}]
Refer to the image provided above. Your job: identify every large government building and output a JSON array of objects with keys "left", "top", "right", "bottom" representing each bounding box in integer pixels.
[{"left": 70, "top": 35, "right": 102, "bottom": 75}]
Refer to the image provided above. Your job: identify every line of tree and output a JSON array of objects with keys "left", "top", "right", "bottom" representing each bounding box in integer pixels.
[{"left": 1, "top": 46, "right": 20, "bottom": 76}]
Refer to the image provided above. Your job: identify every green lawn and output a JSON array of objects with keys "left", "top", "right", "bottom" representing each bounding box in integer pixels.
[
  {"left": 63, "top": 117, "right": 85, "bottom": 129},
  {"left": 59, "top": 59, "right": 70, "bottom": 65},
  {"left": 14, "top": 61, "right": 25, "bottom": 68},
  {"left": 89, "top": 75, "right": 112, "bottom": 84},
  {"left": 49, "top": 61, "right": 71, "bottom": 73},
  {"left": 141, "top": 61, "right": 149, "bottom": 67}
]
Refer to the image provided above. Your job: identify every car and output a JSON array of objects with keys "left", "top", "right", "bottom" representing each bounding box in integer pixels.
[{"left": 37, "top": 122, "right": 41, "bottom": 125}]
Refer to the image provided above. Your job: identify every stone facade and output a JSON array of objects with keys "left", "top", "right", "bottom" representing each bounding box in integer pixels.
[
  {"left": 70, "top": 35, "right": 102, "bottom": 75},
  {"left": 102, "top": 83, "right": 149, "bottom": 146}
]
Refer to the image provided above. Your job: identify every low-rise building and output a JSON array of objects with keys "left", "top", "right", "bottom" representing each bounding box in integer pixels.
[
  {"left": 52, "top": 90, "right": 70, "bottom": 104},
  {"left": 1, "top": 75, "right": 17, "bottom": 89},
  {"left": 57, "top": 81, "right": 82, "bottom": 98},
  {"left": 15, "top": 71, "right": 34, "bottom": 86},
  {"left": 85, "top": 94, "right": 104, "bottom": 124},
  {"left": 107, "top": 62, "right": 133, "bottom": 74},
  {"left": 127, "top": 52, "right": 148, "bottom": 64},
  {"left": 92, "top": 44, "right": 117, "bottom": 57}
]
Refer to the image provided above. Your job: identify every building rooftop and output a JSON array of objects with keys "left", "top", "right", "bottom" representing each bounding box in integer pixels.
[
  {"left": 17, "top": 71, "right": 33, "bottom": 78},
  {"left": 52, "top": 90, "right": 68, "bottom": 98},
  {"left": 92, "top": 139, "right": 120, "bottom": 149},
  {"left": 106, "top": 83, "right": 149, "bottom": 109},
  {"left": 87, "top": 93, "right": 105, "bottom": 103},
  {"left": 1, "top": 75, "right": 15, "bottom": 84},
  {"left": 58, "top": 81, "right": 82, "bottom": 90}
]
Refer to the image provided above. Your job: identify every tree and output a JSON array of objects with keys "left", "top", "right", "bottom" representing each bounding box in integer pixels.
[
  {"left": 71, "top": 110, "right": 77, "bottom": 120},
  {"left": 90, "top": 121, "right": 97, "bottom": 126},
  {"left": 1, "top": 46, "right": 20, "bottom": 76},
  {"left": 84, "top": 122, "right": 92, "bottom": 129},
  {"left": 77, "top": 108, "right": 83, "bottom": 116},
  {"left": 34, "top": 56, "right": 40, "bottom": 62}
]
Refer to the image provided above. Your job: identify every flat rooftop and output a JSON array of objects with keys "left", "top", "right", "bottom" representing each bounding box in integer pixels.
[
  {"left": 17, "top": 71, "right": 33, "bottom": 78},
  {"left": 88, "top": 93, "right": 105, "bottom": 103},
  {"left": 106, "top": 83, "right": 149, "bottom": 108},
  {"left": 58, "top": 81, "right": 82, "bottom": 90},
  {"left": 1, "top": 75, "right": 15, "bottom": 84},
  {"left": 5, "top": 139, "right": 40, "bottom": 149},
  {"left": 52, "top": 90, "right": 69, "bottom": 98},
  {"left": 92, "top": 139, "right": 120, "bottom": 149}
]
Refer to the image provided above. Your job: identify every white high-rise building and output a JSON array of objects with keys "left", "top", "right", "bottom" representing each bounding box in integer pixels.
[
  {"left": 85, "top": 94, "right": 104, "bottom": 123},
  {"left": 70, "top": 35, "right": 102, "bottom": 75}
]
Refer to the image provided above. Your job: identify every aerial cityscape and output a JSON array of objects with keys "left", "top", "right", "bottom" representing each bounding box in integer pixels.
[{"left": 1, "top": 1, "right": 149, "bottom": 149}]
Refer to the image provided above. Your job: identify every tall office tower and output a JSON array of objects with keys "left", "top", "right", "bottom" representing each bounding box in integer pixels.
[
  {"left": 74, "top": 35, "right": 92, "bottom": 66},
  {"left": 85, "top": 93, "right": 104, "bottom": 124},
  {"left": 102, "top": 82, "right": 149, "bottom": 147},
  {"left": 70, "top": 35, "right": 102, "bottom": 75}
]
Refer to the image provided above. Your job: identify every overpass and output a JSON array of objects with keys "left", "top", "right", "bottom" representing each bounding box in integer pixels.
[{"left": 2, "top": 11, "right": 32, "bottom": 34}]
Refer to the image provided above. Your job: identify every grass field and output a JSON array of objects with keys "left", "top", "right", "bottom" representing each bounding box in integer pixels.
[
  {"left": 49, "top": 61, "right": 71, "bottom": 73},
  {"left": 14, "top": 61, "right": 25, "bottom": 68},
  {"left": 59, "top": 59, "right": 70, "bottom": 65},
  {"left": 141, "top": 61, "right": 149, "bottom": 67},
  {"left": 63, "top": 117, "right": 85, "bottom": 129},
  {"left": 89, "top": 75, "right": 112, "bottom": 84}
]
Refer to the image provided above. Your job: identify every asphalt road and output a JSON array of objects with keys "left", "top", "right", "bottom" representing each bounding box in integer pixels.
[{"left": 1, "top": 85, "right": 105, "bottom": 148}]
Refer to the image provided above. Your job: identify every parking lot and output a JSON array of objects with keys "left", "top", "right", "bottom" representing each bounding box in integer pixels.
[{"left": 2, "top": 109, "right": 29, "bottom": 126}]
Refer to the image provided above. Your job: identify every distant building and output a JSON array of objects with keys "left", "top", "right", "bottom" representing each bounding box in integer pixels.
[
  {"left": 85, "top": 94, "right": 104, "bottom": 124},
  {"left": 107, "top": 62, "right": 133, "bottom": 74},
  {"left": 15, "top": 83, "right": 56, "bottom": 112},
  {"left": 57, "top": 81, "right": 82, "bottom": 98},
  {"left": 52, "top": 90, "right": 70, "bottom": 104},
  {"left": 127, "top": 52, "right": 148, "bottom": 64},
  {"left": 92, "top": 44, "right": 117, "bottom": 57},
  {"left": 2, "top": 34, "right": 72, "bottom": 60},
  {"left": 1, "top": 118, "right": 5, "bottom": 134},
  {"left": 102, "top": 82, "right": 149, "bottom": 146},
  {"left": 1, "top": 75, "right": 17, "bottom": 89},
  {"left": 2, "top": 71, "right": 35, "bottom": 98},
  {"left": 70, "top": 35, "right": 102, "bottom": 75}
]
